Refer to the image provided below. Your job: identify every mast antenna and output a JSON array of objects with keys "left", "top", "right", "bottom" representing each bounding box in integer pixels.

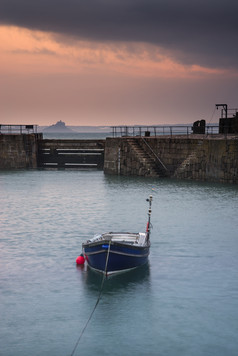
[{"left": 146, "top": 195, "right": 153, "bottom": 237}]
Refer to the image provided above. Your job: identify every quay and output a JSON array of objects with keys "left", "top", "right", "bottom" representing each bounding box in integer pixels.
[
  {"left": 104, "top": 134, "right": 238, "bottom": 184},
  {"left": 0, "top": 118, "right": 238, "bottom": 184}
]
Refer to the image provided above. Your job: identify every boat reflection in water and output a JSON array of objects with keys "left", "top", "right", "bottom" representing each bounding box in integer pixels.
[{"left": 81, "top": 263, "right": 151, "bottom": 294}]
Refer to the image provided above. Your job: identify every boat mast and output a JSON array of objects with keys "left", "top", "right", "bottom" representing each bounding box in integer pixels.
[{"left": 146, "top": 195, "right": 153, "bottom": 239}]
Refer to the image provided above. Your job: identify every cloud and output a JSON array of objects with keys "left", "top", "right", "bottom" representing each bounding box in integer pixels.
[
  {"left": 2, "top": 26, "right": 230, "bottom": 80},
  {"left": 11, "top": 48, "right": 56, "bottom": 56},
  {"left": 0, "top": 0, "right": 238, "bottom": 69}
]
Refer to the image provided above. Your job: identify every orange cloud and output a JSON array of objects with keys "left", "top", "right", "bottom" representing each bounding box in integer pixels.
[
  {"left": 1, "top": 25, "right": 238, "bottom": 127},
  {"left": 1, "top": 25, "right": 234, "bottom": 79}
]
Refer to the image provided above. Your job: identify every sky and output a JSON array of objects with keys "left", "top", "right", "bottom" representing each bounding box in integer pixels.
[{"left": 0, "top": 0, "right": 238, "bottom": 126}]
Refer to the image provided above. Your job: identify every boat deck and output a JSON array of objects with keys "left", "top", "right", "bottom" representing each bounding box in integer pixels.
[{"left": 86, "top": 232, "right": 147, "bottom": 246}]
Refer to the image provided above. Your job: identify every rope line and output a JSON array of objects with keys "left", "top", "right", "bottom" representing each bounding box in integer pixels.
[
  {"left": 208, "top": 106, "right": 217, "bottom": 124},
  {"left": 70, "top": 241, "right": 111, "bottom": 356}
]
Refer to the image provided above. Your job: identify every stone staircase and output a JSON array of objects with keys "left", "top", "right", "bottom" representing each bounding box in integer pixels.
[
  {"left": 126, "top": 138, "right": 169, "bottom": 177},
  {"left": 173, "top": 141, "right": 203, "bottom": 178},
  {"left": 173, "top": 151, "right": 197, "bottom": 177}
]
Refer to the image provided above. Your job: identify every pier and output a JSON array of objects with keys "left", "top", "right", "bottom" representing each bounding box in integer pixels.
[
  {"left": 1, "top": 122, "right": 238, "bottom": 184},
  {"left": 104, "top": 135, "right": 238, "bottom": 184}
]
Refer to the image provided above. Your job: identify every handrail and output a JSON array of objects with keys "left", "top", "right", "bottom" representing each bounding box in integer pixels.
[
  {"left": 111, "top": 125, "right": 220, "bottom": 137},
  {"left": 0, "top": 124, "right": 38, "bottom": 134},
  {"left": 141, "top": 137, "right": 169, "bottom": 173},
  {"left": 220, "top": 108, "right": 238, "bottom": 119}
]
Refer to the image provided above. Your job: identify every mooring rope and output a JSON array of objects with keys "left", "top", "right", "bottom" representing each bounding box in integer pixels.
[
  {"left": 208, "top": 106, "right": 217, "bottom": 124},
  {"left": 70, "top": 241, "right": 111, "bottom": 356}
]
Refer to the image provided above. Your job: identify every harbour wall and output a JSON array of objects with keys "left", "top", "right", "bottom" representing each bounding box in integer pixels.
[
  {"left": 0, "top": 134, "right": 42, "bottom": 169},
  {"left": 1, "top": 134, "right": 238, "bottom": 184},
  {"left": 104, "top": 136, "right": 238, "bottom": 184}
]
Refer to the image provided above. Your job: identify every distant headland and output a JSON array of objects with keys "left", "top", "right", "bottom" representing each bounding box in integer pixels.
[
  {"left": 42, "top": 120, "right": 75, "bottom": 133},
  {"left": 40, "top": 121, "right": 110, "bottom": 133}
]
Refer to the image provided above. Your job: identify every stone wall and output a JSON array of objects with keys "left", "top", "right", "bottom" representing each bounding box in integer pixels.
[
  {"left": 104, "top": 136, "right": 238, "bottom": 184},
  {"left": 1, "top": 134, "right": 238, "bottom": 184},
  {"left": 103, "top": 137, "right": 121, "bottom": 174},
  {"left": 0, "top": 134, "right": 42, "bottom": 169}
]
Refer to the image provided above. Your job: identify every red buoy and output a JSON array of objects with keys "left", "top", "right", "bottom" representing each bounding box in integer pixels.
[{"left": 76, "top": 254, "right": 85, "bottom": 265}]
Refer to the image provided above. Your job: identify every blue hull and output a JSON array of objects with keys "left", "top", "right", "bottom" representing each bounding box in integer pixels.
[{"left": 83, "top": 241, "right": 150, "bottom": 274}]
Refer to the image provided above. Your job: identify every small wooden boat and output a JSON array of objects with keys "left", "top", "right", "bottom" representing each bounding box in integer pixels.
[{"left": 82, "top": 196, "right": 153, "bottom": 275}]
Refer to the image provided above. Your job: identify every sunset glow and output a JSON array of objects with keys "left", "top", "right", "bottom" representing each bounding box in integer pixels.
[{"left": 0, "top": 0, "right": 237, "bottom": 126}]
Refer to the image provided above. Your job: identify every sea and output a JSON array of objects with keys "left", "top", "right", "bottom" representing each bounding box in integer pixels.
[
  {"left": 41, "top": 131, "right": 112, "bottom": 140},
  {"left": 0, "top": 134, "right": 238, "bottom": 356}
]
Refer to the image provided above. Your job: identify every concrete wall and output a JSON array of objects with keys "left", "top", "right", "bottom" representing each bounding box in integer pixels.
[
  {"left": 104, "top": 136, "right": 238, "bottom": 184},
  {"left": 0, "top": 134, "right": 42, "bottom": 169}
]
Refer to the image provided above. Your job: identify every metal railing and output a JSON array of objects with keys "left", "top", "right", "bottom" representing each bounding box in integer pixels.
[
  {"left": 0, "top": 125, "right": 38, "bottom": 134},
  {"left": 220, "top": 108, "right": 238, "bottom": 119},
  {"left": 111, "top": 125, "right": 220, "bottom": 137},
  {"left": 141, "top": 137, "right": 169, "bottom": 173}
]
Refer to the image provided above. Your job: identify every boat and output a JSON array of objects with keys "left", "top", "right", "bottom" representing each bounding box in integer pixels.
[{"left": 82, "top": 195, "right": 153, "bottom": 275}]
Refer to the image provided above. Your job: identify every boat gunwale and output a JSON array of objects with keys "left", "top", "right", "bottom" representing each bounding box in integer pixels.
[
  {"left": 82, "top": 238, "right": 150, "bottom": 249},
  {"left": 82, "top": 231, "right": 148, "bottom": 247}
]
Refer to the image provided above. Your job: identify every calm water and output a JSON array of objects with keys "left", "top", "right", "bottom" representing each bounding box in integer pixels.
[
  {"left": 41, "top": 132, "right": 112, "bottom": 139},
  {"left": 0, "top": 170, "right": 238, "bottom": 356}
]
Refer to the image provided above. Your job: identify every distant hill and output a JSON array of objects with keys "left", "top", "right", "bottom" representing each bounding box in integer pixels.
[
  {"left": 40, "top": 122, "right": 111, "bottom": 133},
  {"left": 42, "top": 120, "right": 75, "bottom": 133}
]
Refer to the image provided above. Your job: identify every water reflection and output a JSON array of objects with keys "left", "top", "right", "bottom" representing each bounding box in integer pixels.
[{"left": 77, "top": 263, "right": 150, "bottom": 295}]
